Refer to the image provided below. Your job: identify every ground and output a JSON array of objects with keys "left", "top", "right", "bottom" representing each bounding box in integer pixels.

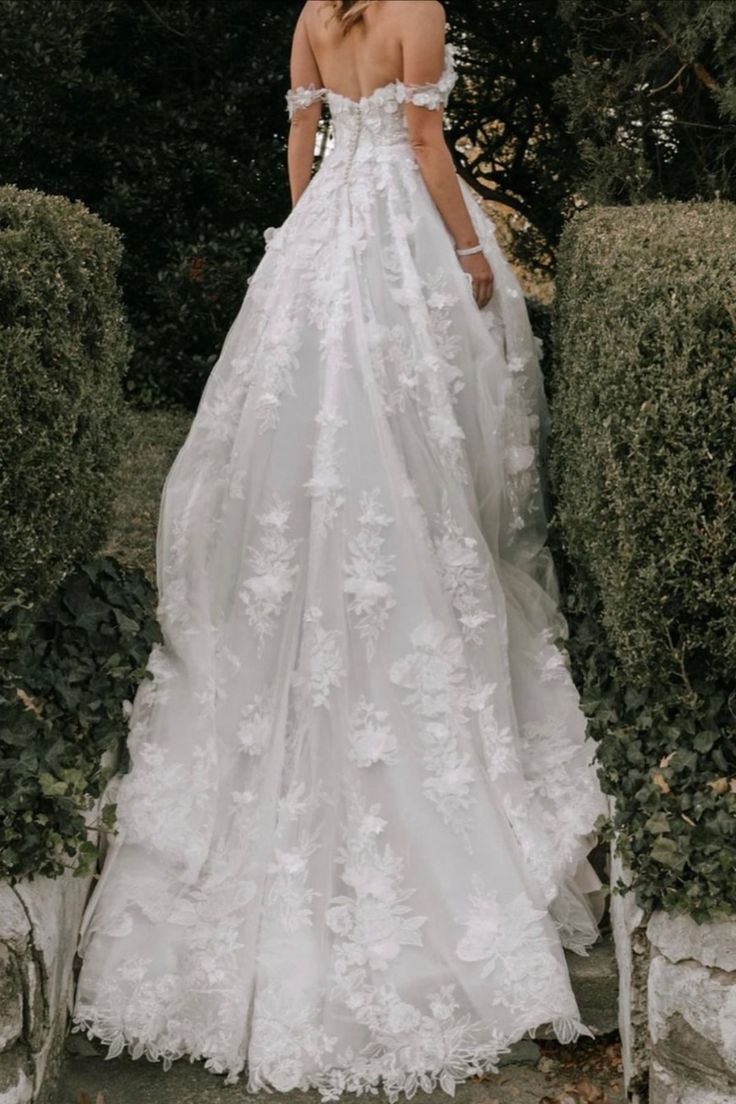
[{"left": 56, "top": 1035, "right": 624, "bottom": 1104}]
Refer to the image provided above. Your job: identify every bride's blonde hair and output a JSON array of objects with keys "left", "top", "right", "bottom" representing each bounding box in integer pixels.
[{"left": 331, "top": 0, "right": 373, "bottom": 33}]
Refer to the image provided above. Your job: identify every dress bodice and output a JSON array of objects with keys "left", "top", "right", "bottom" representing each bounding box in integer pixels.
[{"left": 286, "top": 43, "right": 457, "bottom": 156}]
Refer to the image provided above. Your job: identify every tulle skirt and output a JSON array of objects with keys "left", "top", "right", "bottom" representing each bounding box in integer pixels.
[{"left": 71, "top": 137, "right": 608, "bottom": 1101}]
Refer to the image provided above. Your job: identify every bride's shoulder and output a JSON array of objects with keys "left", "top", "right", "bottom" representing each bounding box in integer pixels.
[
  {"left": 391, "top": 0, "right": 445, "bottom": 19},
  {"left": 390, "top": 0, "right": 443, "bottom": 18},
  {"left": 390, "top": 0, "right": 446, "bottom": 40}
]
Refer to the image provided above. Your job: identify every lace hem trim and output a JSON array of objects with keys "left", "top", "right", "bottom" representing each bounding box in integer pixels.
[{"left": 69, "top": 1009, "right": 595, "bottom": 1101}]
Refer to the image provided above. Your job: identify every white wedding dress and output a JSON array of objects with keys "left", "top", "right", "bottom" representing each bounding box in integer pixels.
[{"left": 71, "top": 43, "right": 609, "bottom": 1102}]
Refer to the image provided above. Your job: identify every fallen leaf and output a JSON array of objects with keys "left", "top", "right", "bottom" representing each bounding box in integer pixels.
[
  {"left": 708, "top": 777, "right": 729, "bottom": 795},
  {"left": 659, "top": 751, "right": 676, "bottom": 768},
  {"left": 16, "top": 687, "right": 43, "bottom": 717},
  {"left": 575, "top": 1077, "right": 606, "bottom": 1101},
  {"left": 652, "top": 771, "right": 670, "bottom": 794}
]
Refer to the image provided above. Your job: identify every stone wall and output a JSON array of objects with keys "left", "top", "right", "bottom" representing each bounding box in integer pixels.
[
  {"left": 610, "top": 846, "right": 652, "bottom": 1103},
  {"left": 0, "top": 870, "right": 92, "bottom": 1104},
  {"left": 611, "top": 836, "right": 736, "bottom": 1104},
  {"left": 647, "top": 912, "right": 736, "bottom": 1104}
]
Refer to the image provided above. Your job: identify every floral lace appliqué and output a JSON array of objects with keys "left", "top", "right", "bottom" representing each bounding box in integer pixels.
[
  {"left": 343, "top": 487, "right": 397, "bottom": 659},
  {"left": 239, "top": 493, "right": 303, "bottom": 655}
]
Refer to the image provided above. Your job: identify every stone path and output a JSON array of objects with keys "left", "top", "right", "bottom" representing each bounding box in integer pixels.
[
  {"left": 56, "top": 1036, "right": 625, "bottom": 1104},
  {"left": 55, "top": 933, "right": 623, "bottom": 1104},
  {"left": 54, "top": 931, "right": 626, "bottom": 1104}
]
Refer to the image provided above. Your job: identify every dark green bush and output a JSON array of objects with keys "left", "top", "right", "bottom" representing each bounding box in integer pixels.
[
  {"left": 0, "top": 557, "right": 161, "bottom": 882},
  {"left": 0, "top": 184, "right": 129, "bottom": 607},
  {"left": 550, "top": 201, "right": 736, "bottom": 920},
  {"left": 0, "top": 0, "right": 300, "bottom": 409}
]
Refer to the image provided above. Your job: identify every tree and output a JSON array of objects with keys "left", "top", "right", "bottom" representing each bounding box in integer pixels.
[
  {"left": 556, "top": 0, "right": 736, "bottom": 205},
  {"left": 445, "top": 0, "right": 580, "bottom": 275},
  {"left": 0, "top": 0, "right": 302, "bottom": 407}
]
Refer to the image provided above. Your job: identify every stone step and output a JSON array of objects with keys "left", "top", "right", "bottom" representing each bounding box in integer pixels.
[
  {"left": 535, "top": 928, "right": 619, "bottom": 1039},
  {"left": 55, "top": 932, "right": 618, "bottom": 1103}
]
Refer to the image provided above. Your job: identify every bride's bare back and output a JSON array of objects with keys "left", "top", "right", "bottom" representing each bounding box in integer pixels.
[
  {"left": 294, "top": 0, "right": 445, "bottom": 101},
  {"left": 288, "top": 0, "right": 494, "bottom": 308}
]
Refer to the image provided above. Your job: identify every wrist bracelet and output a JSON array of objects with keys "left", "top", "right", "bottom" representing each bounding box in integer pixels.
[{"left": 455, "top": 243, "right": 483, "bottom": 256}]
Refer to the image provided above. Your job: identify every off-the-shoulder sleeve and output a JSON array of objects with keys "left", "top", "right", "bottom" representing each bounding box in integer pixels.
[
  {"left": 398, "top": 43, "right": 457, "bottom": 110},
  {"left": 286, "top": 85, "right": 326, "bottom": 119}
]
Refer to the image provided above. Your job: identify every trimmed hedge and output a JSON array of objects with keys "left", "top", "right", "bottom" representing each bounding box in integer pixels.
[
  {"left": 550, "top": 201, "right": 736, "bottom": 920},
  {"left": 0, "top": 557, "right": 161, "bottom": 882},
  {"left": 0, "top": 184, "right": 129, "bottom": 608}
]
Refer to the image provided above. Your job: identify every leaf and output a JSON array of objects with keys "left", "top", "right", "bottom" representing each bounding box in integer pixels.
[
  {"left": 645, "top": 811, "right": 670, "bottom": 834},
  {"left": 694, "top": 730, "right": 718, "bottom": 753},
  {"left": 15, "top": 687, "right": 43, "bottom": 716},
  {"left": 651, "top": 836, "right": 681, "bottom": 866},
  {"left": 39, "top": 773, "right": 68, "bottom": 797},
  {"left": 567, "top": 1079, "right": 606, "bottom": 1102},
  {"left": 652, "top": 771, "right": 671, "bottom": 794},
  {"left": 707, "top": 777, "right": 729, "bottom": 795}
]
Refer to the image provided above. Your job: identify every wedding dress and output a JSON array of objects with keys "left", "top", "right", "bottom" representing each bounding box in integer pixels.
[{"left": 71, "top": 42, "right": 609, "bottom": 1102}]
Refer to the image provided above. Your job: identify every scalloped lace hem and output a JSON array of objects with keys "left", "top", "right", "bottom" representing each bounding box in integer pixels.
[{"left": 69, "top": 1012, "right": 596, "bottom": 1102}]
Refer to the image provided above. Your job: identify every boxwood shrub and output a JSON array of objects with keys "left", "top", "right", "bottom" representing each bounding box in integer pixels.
[
  {"left": 550, "top": 201, "right": 736, "bottom": 921},
  {"left": 0, "top": 184, "right": 129, "bottom": 608}
]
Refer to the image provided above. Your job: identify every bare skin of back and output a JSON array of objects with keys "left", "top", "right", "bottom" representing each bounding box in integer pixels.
[{"left": 287, "top": 0, "right": 494, "bottom": 308}]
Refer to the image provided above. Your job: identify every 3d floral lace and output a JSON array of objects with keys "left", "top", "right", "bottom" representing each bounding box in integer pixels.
[{"left": 71, "top": 40, "right": 609, "bottom": 1102}]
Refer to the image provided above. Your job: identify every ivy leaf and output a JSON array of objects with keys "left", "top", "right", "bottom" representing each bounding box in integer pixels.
[
  {"left": 645, "top": 812, "right": 671, "bottom": 834},
  {"left": 651, "top": 836, "right": 681, "bottom": 866},
  {"left": 39, "top": 773, "right": 68, "bottom": 797}
]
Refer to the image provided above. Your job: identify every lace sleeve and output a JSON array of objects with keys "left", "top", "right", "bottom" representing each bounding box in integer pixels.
[
  {"left": 399, "top": 43, "right": 457, "bottom": 110},
  {"left": 286, "top": 85, "right": 326, "bottom": 120}
]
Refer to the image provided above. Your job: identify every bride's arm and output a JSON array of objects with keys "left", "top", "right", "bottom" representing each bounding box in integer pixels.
[
  {"left": 400, "top": 2, "right": 494, "bottom": 307},
  {"left": 287, "top": 9, "right": 323, "bottom": 207}
]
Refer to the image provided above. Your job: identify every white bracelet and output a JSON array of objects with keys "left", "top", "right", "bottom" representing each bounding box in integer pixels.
[{"left": 455, "top": 243, "right": 483, "bottom": 256}]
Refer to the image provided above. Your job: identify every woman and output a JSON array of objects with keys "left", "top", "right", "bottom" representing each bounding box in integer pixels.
[{"left": 71, "top": 2, "right": 609, "bottom": 1100}]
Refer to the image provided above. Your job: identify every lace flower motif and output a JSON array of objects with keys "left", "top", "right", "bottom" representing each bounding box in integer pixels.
[
  {"left": 397, "top": 44, "right": 458, "bottom": 111},
  {"left": 286, "top": 85, "right": 326, "bottom": 119}
]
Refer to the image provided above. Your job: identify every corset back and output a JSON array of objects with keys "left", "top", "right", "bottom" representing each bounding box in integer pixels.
[{"left": 286, "top": 43, "right": 458, "bottom": 164}]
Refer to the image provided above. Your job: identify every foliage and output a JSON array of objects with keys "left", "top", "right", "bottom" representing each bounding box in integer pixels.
[
  {"left": 446, "top": 0, "right": 581, "bottom": 274},
  {"left": 0, "top": 0, "right": 583, "bottom": 402},
  {"left": 0, "top": 184, "right": 129, "bottom": 608},
  {"left": 102, "top": 407, "right": 191, "bottom": 582},
  {"left": 557, "top": 0, "right": 736, "bottom": 207},
  {"left": 0, "top": 557, "right": 161, "bottom": 883},
  {"left": 0, "top": 0, "right": 302, "bottom": 408},
  {"left": 4, "top": 0, "right": 736, "bottom": 410},
  {"left": 550, "top": 201, "right": 736, "bottom": 919}
]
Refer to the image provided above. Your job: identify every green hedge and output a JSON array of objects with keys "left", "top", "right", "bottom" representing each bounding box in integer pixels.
[
  {"left": 0, "top": 557, "right": 161, "bottom": 882},
  {"left": 550, "top": 201, "right": 736, "bottom": 920},
  {"left": 0, "top": 184, "right": 129, "bottom": 607}
]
